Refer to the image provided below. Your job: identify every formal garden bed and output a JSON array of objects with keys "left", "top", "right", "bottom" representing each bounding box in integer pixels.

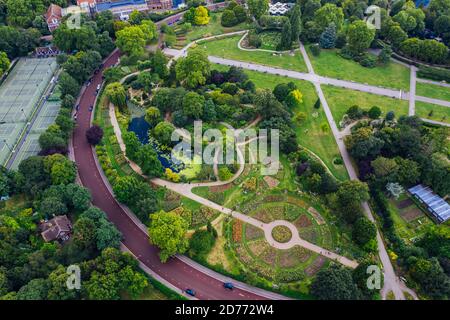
[
  {"left": 272, "top": 225, "right": 292, "bottom": 243},
  {"left": 166, "top": 11, "right": 250, "bottom": 49},
  {"left": 386, "top": 193, "right": 433, "bottom": 244}
]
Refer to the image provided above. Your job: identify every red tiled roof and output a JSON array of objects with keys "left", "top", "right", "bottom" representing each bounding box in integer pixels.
[{"left": 45, "top": 4, "right": 63, "bottom": 21}]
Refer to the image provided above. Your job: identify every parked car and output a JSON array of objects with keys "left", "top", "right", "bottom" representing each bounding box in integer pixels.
[{"left": 185, "top": 288, "right": 196, "bottom": 296}]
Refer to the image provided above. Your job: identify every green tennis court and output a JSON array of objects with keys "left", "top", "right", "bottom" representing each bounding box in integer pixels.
[{"left": 0, "top": 57, "right": 57, "bottom": 166}]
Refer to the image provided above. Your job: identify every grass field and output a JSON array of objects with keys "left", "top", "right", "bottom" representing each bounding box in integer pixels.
[
  {"left": 306, "top": 47, "right": 411, "bottom": 91},
  {"left": 416, "top": 82, "right": 450, "bottom": 102},
  {"left": 172, "top": 12, "right": 251, "bottom": 48},
  {"left": 200, "top": 35, "right": 308, "bottom": 72},
  {"left": 415, "top": 101, "right": 450, "bottom": 124},
  {"left": 322, "top": 85, "right": 409, "bottom": 125},
  {"left": 213, "top": 64, "right": 348, "bottom": 180}
]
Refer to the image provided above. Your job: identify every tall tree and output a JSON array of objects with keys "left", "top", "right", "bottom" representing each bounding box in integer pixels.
[
  {"left": 347, "top": 20, "right": 375, "bottom": 56},
  {"left": 105, "top": 82, "right": 127, "bottom": 110},
  {"left": 115, "top": 26, "right": 146, "bottom": 57},
  {"left": 148, "top": 211, "right": 189, "bottom": 262},
  {"left": 290, "top": 4, "right": 302, "bottom": 42},
  {"left": 175, "top": 48, "right": 210, "bottom": 89},
  {"left": 278, "top": 20, "right": 292, "bottom": 50},
  {"left": 247, "top": 0, "right": 269, "bottom": 20},
  {"left": 319, "top": 23, "right": 337, "bottom": 49}
]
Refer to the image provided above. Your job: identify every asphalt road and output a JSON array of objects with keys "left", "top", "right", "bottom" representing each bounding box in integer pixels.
[{"left": 71, "top": 51, "right": 269, "bottom": 300}]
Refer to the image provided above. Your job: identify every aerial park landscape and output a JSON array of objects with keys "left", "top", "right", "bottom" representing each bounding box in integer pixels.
[{"left": 0, "top": 0, "right": 448, "bottom": 312}]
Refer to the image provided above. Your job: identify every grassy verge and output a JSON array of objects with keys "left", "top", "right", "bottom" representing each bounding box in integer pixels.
[
  {"left": 416, "top": 82, "right": 450, "bottom": 102},
  {"left": 415, "top": 101, "right": 450, "bottom": 124},
  {"left": 322, "top": 85, "right": 409, "bottom": 125},
  {"left": 306, "top": 46, "right": 410, "bottom": 91},
  {"left": 201, "top": 35, "right": 308, "bottom": 72}
]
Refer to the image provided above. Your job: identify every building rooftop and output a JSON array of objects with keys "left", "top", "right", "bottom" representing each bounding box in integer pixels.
[
  {"left": 96, "top": 0, "right": 147, "bottom": 11},
  {"left": 408, "top": 184, "right": 450, "bottom": 223},
  {"left": 40, "top": 215, "right": 72, "bottom": 242}
]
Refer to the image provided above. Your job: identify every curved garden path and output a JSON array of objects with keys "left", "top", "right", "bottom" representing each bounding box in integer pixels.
[
  {"left": 108, "top": 96, "right": 359, "bottom": 269},
  {"left": 166, "top": 31, "right": 421, "bottom": 299}
]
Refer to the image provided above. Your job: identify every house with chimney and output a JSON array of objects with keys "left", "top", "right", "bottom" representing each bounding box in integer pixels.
[{"left": 40, "top": 215, "right": 73, "bottom": 243}]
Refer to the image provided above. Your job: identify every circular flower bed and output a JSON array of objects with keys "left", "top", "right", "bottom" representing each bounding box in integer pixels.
[{"left": 271, "top": 225, "right": 292, "bottom": 243}]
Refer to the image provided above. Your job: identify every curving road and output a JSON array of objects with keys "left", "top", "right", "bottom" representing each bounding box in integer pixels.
[{"left": 71, "top": 51, "right": 291, "bottom": 300}]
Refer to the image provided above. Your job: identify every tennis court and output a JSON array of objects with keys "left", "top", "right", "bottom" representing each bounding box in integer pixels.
[
  {"left": 9, "top": 85, "right": 63, "bottom": 170},
  {"left": 0, "top": 57, "right": 57, "bottom": 166}
]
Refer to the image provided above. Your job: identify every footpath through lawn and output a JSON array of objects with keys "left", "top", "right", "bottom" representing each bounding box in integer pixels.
[
  {"left": 213, "top": 64, "right": 349, "bottom": 181},
  {"left": 306, "top": 46, "right": 411, "bottom": 91},
  {"left": 201, "top": 35, "right": 308, "bottom": 73}
]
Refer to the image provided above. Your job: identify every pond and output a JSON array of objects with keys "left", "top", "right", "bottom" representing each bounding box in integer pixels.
[{"left": 127, "top": 116, "right": 186, "bottom": 173}]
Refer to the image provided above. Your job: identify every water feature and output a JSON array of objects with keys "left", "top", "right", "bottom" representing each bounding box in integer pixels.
[{"left": 127, "top": 116, "right": 185, "bottom": 173}]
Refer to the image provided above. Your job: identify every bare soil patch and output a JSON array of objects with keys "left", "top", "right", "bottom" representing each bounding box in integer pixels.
[
  {"left": 278, "top": 247, "right": 311, "bottom": 268},
  {"left": 305, "top": 256, "right": 327, "bottom": 276},
  {"left": 397, "top": 198, "right": 414, "bottom": 209},
  {"left": 245, "top": 224, "right": 264, "bottom": 241},
  {"left": 210, "top": 184, "right": 232, "bottom": 192},
  {"left": 253, "top": 208, "right": 273, "bottom": 223},
  {"left": 294, "top": 214, "right": 313, "bottom": 229},
  {"left": 400, "top": 207, "right": 424, "bottom": 222}
]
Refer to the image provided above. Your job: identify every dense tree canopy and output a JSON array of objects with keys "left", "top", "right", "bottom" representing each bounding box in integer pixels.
[{"left": 148, "top": 211, "right": 189, "bottom": 262}]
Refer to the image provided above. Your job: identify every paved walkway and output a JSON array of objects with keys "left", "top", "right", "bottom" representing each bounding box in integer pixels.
[
  {"left": 416, "top": 77, "right": 450, "bottom": 88},
  {"left": 298, "top": 41, "right": 417, "bottom": 301},
  {"left": 108, "top": 100, "right": 358, "bottom": 269},
  {"left": 409, "top": 66, "right": 417, "bottom": 116}
]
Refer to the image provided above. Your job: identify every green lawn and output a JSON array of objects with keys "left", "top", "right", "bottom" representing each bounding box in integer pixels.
[
  {"left": 306, "top": 46, "right": 411, "bottom": 91},
  {"left": 172, "top": 12, "right": 251, "bottom": 48},
  {"left": 416, "top": 82, "right": 450, "bottom": 102},
  {"left": 322, "top": 85, "right": 409, "bottom": 125},
  {"left": 213, "top": 64, "right": 348, "bottom": 180},
  {"left": 200, "top": 35, "right": 308, "bottom": 72},
  {"left": 415, "top": 101, "right": 450, "bottom": 124}
]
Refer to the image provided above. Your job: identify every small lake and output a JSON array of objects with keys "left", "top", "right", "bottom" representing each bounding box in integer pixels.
[{"left": 127, "top": 116, "right": 186, "bottom": 173}]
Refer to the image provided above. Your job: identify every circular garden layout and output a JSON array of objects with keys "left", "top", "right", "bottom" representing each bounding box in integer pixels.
[{"left": 230, "top": 194, "right": 334, "bottom": 284}]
